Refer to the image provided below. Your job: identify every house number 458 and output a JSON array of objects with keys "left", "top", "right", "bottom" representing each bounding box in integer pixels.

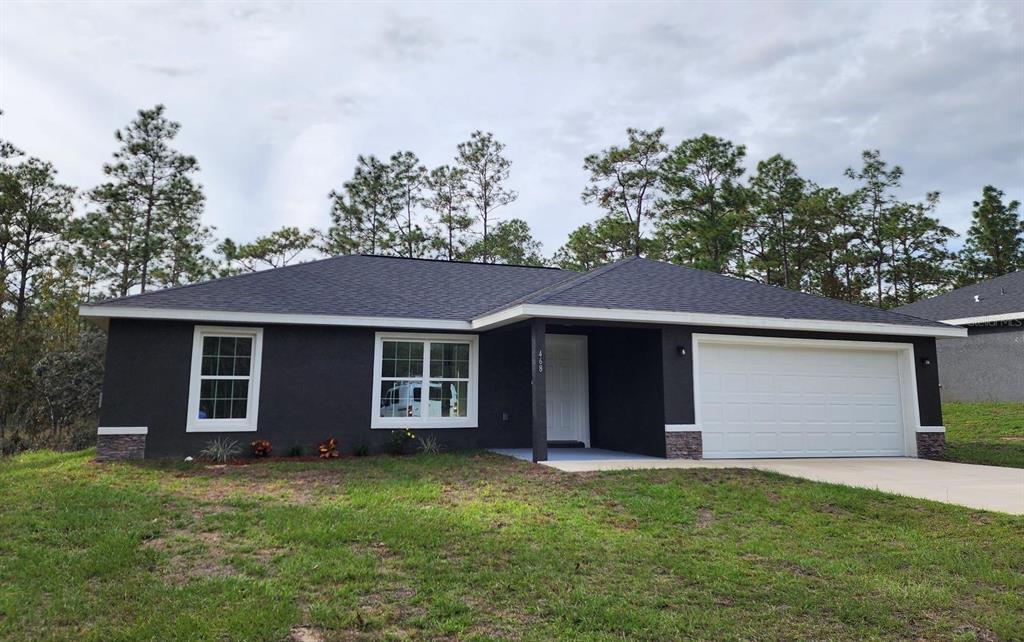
[{"left": 537, "top": 349, "right": 544, "bottom": 373}]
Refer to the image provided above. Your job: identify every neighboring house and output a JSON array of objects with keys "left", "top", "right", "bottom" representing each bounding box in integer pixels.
[
  {"left": 81, "top": 255, "right": 965, "bottom": 462},
  {"left": 895, "top": 271, "right": 1023, "bottom": 403}
]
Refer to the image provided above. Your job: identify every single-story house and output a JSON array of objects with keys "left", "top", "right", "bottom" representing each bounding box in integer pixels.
[
  {"left": 81, "top": 255, "right": 965, "bottom": 462},
  {"left": 894, "top": 271, "right": 1023, "bottom": 403}
]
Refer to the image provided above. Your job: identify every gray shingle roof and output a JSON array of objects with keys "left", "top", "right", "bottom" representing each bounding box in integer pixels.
[
  {"left": 893, "top": 271, "right": 1024, "bottom": 323},
  {"left": 87, "top": 254, "right": 951, "bottom": 329},
  {"left": 94, "top": 255, "right": 577, "bottom": 321},
  {"left": 515, "top": 257, "right": 949, "bottom": 328}
]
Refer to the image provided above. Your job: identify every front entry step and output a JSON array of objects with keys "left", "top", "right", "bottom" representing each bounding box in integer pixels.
[{"left": 548, "top": 440, "right": 586, "bottom": 448}]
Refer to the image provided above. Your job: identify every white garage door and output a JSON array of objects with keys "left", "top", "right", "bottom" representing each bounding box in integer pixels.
[{"left": 697, "top": 338, "right": 909, "bottom": 458}]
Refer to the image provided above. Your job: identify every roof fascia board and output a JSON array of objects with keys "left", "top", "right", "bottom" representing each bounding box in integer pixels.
[
  {"left": 79, "top": 305, "right": 472, "bottom": 331},
  {"left": 940, "top": 311, "right": 1024, "bottom": 326},
  {"left": 472, "top": 303, "right": 968, "bottom": 338}
]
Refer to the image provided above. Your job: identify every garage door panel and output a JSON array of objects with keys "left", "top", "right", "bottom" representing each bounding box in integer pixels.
[{"left": 698, "top": 341, "right": 908, "bottom": 459}]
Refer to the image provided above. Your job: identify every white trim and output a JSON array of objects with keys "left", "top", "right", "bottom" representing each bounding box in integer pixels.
[
  {"left": 80, "top": 302, "right": 968, "bottom": 338},
  {"left": 80, "top": 305, "right": 471, "bottom": 331},
  {"left": 370, "top": 332, "right": 480, "bottom": 429},
  {"left": 665, "top": 424, "right": 699, "bottom": 433},
  {"left": 916, "top": 425, "right": 946, "bottom": 433},
  {"left": 471, "top": 304, "right": 967, "bottom": 338},
  {"left": 186, "top": 326, "right": 264, "bottom": 433},
  {"left": 545, "top": 334, "right": 590, "bottom": 446},
  {"left": 692, "top": 333, "right": 923, "bottom": 458},
  {"left": 97, "top": 426, "right": 148, "bottom": 435},
  {"left": 940, "top": 312, "right": 1024, "bottom": 326}
]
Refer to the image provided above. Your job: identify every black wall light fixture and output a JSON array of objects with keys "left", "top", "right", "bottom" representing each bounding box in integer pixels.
[
  {"left": 677, "top": 345, "right": 687, "bottom": 357},
  {"left": 920, "top": 357, "right": 932, "bottom": 366}
]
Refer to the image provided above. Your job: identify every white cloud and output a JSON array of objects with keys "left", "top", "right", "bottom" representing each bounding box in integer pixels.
[{"left": 1, "top": 1, "right": 1021, "bottom": 253}]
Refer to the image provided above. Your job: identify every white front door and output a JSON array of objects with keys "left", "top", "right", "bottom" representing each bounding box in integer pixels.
[
  {"left": 545, "top": 334, "right": 590, "bottom": 445},
  {"left": 696, "top": 336, "right": 913, "bottom": 459}
]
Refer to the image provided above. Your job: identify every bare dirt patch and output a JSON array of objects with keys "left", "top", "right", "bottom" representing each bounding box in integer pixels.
[{"left": 695, "top": 508, "right": 715, "bottom": 529}]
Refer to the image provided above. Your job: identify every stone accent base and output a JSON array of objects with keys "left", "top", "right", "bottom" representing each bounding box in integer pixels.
[
  {"left": 96, "top": 434, "right": 146, "bottom": 461},
  {"left": 666, "top": 431, "right": 702, "bottom": 459},
  {"left": 916, "top": 432, "right": 945, "bottom": 460}
]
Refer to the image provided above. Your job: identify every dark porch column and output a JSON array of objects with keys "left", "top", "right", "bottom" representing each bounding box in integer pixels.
[{"left": 530, "top": 318, "right": 548, "bottom": 462}]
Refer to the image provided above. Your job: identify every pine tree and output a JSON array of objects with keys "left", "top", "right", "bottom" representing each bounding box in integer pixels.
[
  {"left": 389, "top": 151, "right": 430, "bottom": 258},
  {"left": 580, "top": 128, "right": 666, "bottom": 258},
  {"left": 656, "top": 134, "right": 749, "bottom": 274},
  {"left": 325, "top": 155, "right": 401, "bottom": 256},
  {"left": 424, "top": 165, "right": 473, "bottom": 260},
  {"left": 218, "top": 226, "right": 317, "bottom": 274},
  {"left": 744, "top": 155, "right": 806, "bottom": 289},
  {"left": 463, "top": 219, "right": 543, "bottom": 266},
  {"left": 87, "top": 105, "right": 204, "bottom": 295},
  {"left": 957, "top": 185, "right": 1023, "bottom": 285},
  {"left": 884, "top": 193, "right": 955, "bottom": 306},
  {"left": 456, "top": 132, "right": 517, "bottom": 263}
]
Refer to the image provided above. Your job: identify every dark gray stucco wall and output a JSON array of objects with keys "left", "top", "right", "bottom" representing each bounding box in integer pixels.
[
  {"left": 98, "top": 319, "right": 532, "bottom": 458},
  {"left": 936, "top": 322, "right": 1024, "bottom": 402},
  {"left": 659, "top": 326, "right": 943, "bottom": 428}
]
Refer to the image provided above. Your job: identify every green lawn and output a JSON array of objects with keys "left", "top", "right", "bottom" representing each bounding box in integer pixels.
[
  {"left": 943, "top": 402, "right": 1024, "bottom": 468},
  {"left": 1, "top": 451, "right": 1021, "bottom": 642}
]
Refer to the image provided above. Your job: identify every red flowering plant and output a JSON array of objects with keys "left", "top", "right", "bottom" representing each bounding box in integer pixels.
[
  {"left": 250, "top": 439, "right": 272, "bottom": 457},
  {"left": 319, "top": 437, "right": 340, "bottom": 458}
]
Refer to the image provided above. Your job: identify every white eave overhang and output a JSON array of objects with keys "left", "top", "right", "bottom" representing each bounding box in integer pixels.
[
  {"left": 940, "top": 311, "right": 1024, "bottom": 326},
  {"left": 79, "top": 302, "right": 968, "bottom": 338}
]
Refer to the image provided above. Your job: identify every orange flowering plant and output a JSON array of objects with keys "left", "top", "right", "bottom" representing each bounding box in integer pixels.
[
  {"left": 250, "top": 439, "right": 272, "bottom": 457},
  {"left": 318, "top": 438, "right": 340, "bottom": 458}
]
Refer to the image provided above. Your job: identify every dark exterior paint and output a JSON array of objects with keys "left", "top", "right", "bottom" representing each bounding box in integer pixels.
[
  {"left": 936, "top": 322, "right": 1024, "bottom": 402},
  {"left": 98, "top": 317, "right": 945, "bottom": 459},
  {"left": 99, "top": 319, "right": 533, "bottom": 457}
]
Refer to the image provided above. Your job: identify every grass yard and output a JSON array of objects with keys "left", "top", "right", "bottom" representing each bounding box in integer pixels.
[
  {"left": 943, "top": 402, "right": 1024, "bottom": 468},
  {"left": 1, "top": 451, "right": 1022, "bottom": 642}
]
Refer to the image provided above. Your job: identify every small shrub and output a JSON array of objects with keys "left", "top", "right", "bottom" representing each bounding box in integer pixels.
[
  {"left": 200, "top": 438, "right": 241, "bottom": 463},
  {"left": 318, "top": 438, "right": 340, "bottom": 458},
  {"left": 250, "top": 439, "right": 272, "bottom": 457},
  {"left": 387, "top": 428, "right": 416, "bottom": 455},
  {"left": 287, "top": 443, "right": 304, "bottom": 457},
  {"left": 353, "top": 444, "right": 370, "bottom": 457},
  {"left": 418, "top": 434, "right": 441, "bottom": 455}
]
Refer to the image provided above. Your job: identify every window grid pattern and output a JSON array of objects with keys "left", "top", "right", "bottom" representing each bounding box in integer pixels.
[
  {"left": 198, "top": 336, "right": 253, "bottom": 420},
  {"left": 378, "top": 339, "right": 470, "bottom": 420}
]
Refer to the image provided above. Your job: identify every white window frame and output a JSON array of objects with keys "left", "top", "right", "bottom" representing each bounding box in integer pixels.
[
  {"left": 186, "top": 325, "right": 264, "bottom": 433},
  {"left": 371, "top": 332, "right": 479, "bottom": 429}
]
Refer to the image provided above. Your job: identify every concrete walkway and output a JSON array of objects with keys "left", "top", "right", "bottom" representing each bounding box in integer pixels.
[{"left": 493, "top": 449, "right": 1024, "bottom": 515}]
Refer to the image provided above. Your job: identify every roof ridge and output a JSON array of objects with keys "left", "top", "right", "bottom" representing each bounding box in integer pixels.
[
  {"left": 88, "top": 253, "right": 359, "bottom": 306},
  {"left": 359, "top": 254, "right": 562, "bottom": 271}
]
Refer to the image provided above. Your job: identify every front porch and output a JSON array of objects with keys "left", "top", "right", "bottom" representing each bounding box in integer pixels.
[{"left": 491, "top": 447, "right": 660, "bottom": 464}]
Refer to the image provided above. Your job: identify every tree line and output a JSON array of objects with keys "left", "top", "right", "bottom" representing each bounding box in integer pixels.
[{"left": 1, "top": 106, "right": 1021, "bottom": 453}]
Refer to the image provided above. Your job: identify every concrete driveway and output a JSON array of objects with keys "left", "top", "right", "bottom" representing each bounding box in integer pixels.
[{"left": 539, "top": 455, "right": 1024, "bottom": 515}]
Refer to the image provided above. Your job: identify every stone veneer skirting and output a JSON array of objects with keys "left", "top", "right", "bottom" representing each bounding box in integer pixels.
[
  {"left": 666, "top": 430, "right": 702, "bottom": 459},
  {"left": 96, "top": 428, "right": 147, "bottom": 461},
  {"left": 916, "top": 431, "right": 945, "bottom": 460}
]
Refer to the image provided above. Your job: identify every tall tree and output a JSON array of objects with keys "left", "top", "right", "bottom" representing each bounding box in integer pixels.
[
  {"left": 151, "top": 174, "right": 214, "bottom": 288},
  {"left": 325, "top": 155, "right": 401, "bottom": 256},
  {"left": 844, "top": 150, "right": 904, "bottom": 307},
  {"left": 798, "top": 186, "right": 870, "bottom": 302},
  {"left": 463, "top": 218, "right": 543, "bottom": 266},
  {"left": 656, "top": 134, "right": 749, "bottom": 273},
  {"left": 580, "top": 128, "right": 667, "bottom": 258},
  {"left": 4, "top": 158, "right": 75, "bottom": 327},
  {"left": 218, "top": 226, "right": 318, "bottom": 274},
  {"left": 424, "top": 165, "right": 473, "bottom": 260},
  {"left": 555, "top": 215, "right": 648, "bottom": 272},
  {"left": 389, "top": 151, "right": 430, "bottom": 258},
  {"left": 88, "top": 105, "right": 203, "bottom": 294},
  {"left": 744, "top": 155, "right": 807, "bottom": 289},
  {"left": 884, "top": 194, "right": 955, "bottom": 306},
  {"left": 455, "top": 131, "right": 517, "bottom": 263},
  {"left": 957, "top": 185, "right": 1023, "bottom": 285}
]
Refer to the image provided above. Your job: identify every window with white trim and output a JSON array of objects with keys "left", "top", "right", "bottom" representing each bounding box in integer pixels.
[
  {"left": 187, "top": 326, "right": 263, "bottom": 432},
  {"left": 371, "top": 333, "right": 478, "bottom": 429}
]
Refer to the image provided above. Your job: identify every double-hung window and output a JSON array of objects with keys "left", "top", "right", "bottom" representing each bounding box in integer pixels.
[
  {"left": 371, "top": 333, "right": 478, "bottom": 429},
  {"left": 186, "top": 326, "right": 264, "bottom": 432}
]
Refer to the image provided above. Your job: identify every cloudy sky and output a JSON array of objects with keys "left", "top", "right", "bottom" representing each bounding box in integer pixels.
[{"left": 2, "top": 1, "right": 1022, "bottom": 255}]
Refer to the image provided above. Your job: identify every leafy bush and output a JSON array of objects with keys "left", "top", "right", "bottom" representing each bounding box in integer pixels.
[
  {"left": 200, "top": 438, "right": 241, "bottom": 463},
  {"left": 318, "top": 438, "right": 339, "bottom": 458},
  {"left": 387, "top": 428, "right": 416, "bottom": 455},
  {"left": 250, "top": 439, "right": 272, "bottom": 457},
  {"left": 353, "top": 444, "right": 370, "bottom": 457},
  {"left": 418, "top": 434, "right": 441, "bottom": 455}
]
